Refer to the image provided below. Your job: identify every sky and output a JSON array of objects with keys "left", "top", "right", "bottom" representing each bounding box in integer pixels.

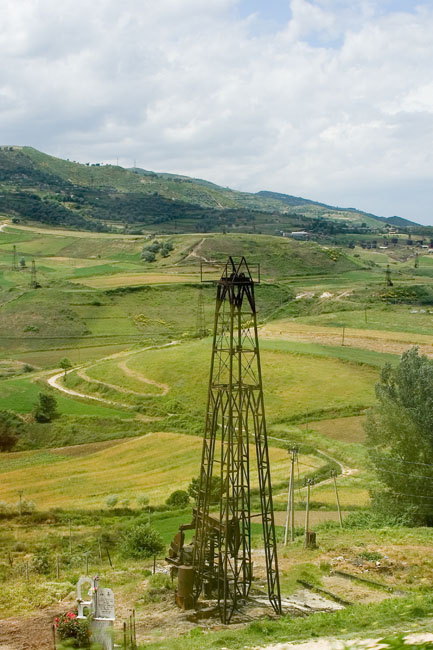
[{"left": 1, "top": 1, "right": 433, "bottom": 223}]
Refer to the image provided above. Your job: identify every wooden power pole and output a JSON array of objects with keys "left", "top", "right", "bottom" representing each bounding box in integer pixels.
[
  {"left": 332, "top": 470, "right": 343, "bottom": 528},
  {"left": 284, "top": 446, "right": 298, "bottom": 544}
]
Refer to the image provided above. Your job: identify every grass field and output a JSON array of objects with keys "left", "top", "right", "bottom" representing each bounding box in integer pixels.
[
  {"left": 0, "top": 431, "right": 324, "bottom": 509},
  {"left": 64, "top": 337, "right": 378, "bottom": 423}
]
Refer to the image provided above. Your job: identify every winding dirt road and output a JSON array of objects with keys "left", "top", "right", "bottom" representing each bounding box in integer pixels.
[{"left": 46, "top": 341, "right": 178, "bottom": 415}]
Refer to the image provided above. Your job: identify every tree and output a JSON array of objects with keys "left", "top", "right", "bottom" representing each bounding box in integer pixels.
[
  {"left": 59, "top": 357, "right": 72, "bottom": 378},
  {"left": 366, "top": 348, "right": 433, "bottom": 525},
  {"left": 166, "top": 490, "right": 189, "bottom": 508},
  {"left": 188, "top": 476, "right": 222, "bottom": 504},
  {"left": 141, "top": 250, "right": 156, "bottom": 263},
  {"left": 34, "top": 392, "right": 58, "bottom": 423},
  {"left": 0, "top": 411, "right": 21, "bottom": 452},
  {"left": 19, "top": 257, "right": 26, "bottom": 268}
]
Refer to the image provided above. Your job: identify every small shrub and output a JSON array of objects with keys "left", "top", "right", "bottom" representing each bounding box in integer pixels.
[
  {"left": 359, "top": 550, "right": 383, "bottom": 562},
  {"left": 105, "top": 495, "right": 118, "bottom": 509},
  {"left": 120, "top": 523, "right": 164, "bottom": 559},
  {"left": 166, "top": 490, "right": 189, "bottom": 508},
  {"left": 136, "top": 494, "right": 149, "bottom": 507},
  {"left": 31, "top": 548, "right": 52, "bottom": 575},
  {"left": 55, "top": 611, "right": 90, "bottom": 647}
]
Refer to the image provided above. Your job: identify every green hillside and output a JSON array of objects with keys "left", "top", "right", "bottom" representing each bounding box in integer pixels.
[{"left": 0, "top": 146, "right": 390, "bottom": 233}]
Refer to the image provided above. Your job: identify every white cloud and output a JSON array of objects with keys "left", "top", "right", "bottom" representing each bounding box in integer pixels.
[{"left": 0, "top": 0, "right": 433, "bottom": 222}]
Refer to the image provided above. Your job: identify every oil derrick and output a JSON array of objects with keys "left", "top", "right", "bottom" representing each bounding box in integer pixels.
[
  {"left": 195, "top": 287, "right": 207, "bottom": 338},
  {"left": 169, "top": 257, "right": 281, "bottom": 623},
  {"left": 11, "top": 245, "right": 18, "bottom": 271},
  {"left": 385, "top": 264, "right": 393, "bottom": 287},
  {"left": 29, "top": 259, "right": 40, "bottom": 288}
]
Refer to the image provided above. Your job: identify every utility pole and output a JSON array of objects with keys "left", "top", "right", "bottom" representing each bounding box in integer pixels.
[
  {"left": 284, "top": 446, "right": 298, "bottom": 544},
  {"left": 415, "top": 252, "right": 419, "bottom": 269},
  {"left": 304, "top": 479, "right": 316, "bottom": 549},
  {"left": 17, "top": 489, "right": 23, "bottom": 516},
  {"left": 11, "top": 245, "right": 18, "bottom": 271},
  {"left": 332, "top": 470, "right": 343, "bottom": 529}
]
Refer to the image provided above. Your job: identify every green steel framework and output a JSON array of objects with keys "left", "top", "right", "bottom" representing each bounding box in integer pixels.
[{"left": 192, "top": 257, "right": 281, "bottom": 623}]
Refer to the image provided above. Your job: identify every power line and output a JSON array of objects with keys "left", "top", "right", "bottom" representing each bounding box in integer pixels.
[
  {"left": 370, "top": 451, "right": 433, "bottom": 468},
  {"left": 373, "top": 466, "right": 433, "bottom": 482},
  {"left": 392, "top": 491, "right": 433, "bottom": 502}
]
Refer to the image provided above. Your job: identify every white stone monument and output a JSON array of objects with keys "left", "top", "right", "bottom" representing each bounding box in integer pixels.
[{"left": 76, "top": 576, "right": 115, "bottom": 650}]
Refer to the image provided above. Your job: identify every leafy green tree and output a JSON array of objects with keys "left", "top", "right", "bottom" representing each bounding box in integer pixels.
[
  {"left": 188, "top": 476, "right": 222, "bottom": 505},
  {"left": 141, "top": 250, "right": 155, "bottom": 263},
  {"left": 120, "top": 523, "right": 164, "bottom": 559},
  {"left": 366, "top": 348, "right": 433, "bottom": 525},
  {"left": 0, "top": 411, "right": 21, "bottom": 452},
  {"left": 59, "top": 357, "right": 72, "bottom": 378},
  {"left": 34, "top": 392, "right": 58, "bottom": 423}
]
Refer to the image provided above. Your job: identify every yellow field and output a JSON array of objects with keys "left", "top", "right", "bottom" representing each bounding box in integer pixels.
[{"left": 0, "top": 432, "right": 324, "bottom": 509}]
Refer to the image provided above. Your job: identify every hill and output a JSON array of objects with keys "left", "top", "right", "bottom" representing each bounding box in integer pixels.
[{"left": 0, "top": 145, "right": 401, "bottom": 233}]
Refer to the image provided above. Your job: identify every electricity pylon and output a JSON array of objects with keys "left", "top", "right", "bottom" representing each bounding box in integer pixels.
[
  {"left": 192, "top": 256, "right": 281, "bottom": 623},
  {"left": 29, "top": 259, "right": 39, "bottom": 288},
  {"left": 385, "top": 264, "right": 393, "bottom": 287}
]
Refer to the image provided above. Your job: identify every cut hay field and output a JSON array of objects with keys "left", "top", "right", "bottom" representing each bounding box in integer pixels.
[{"left": 0, "top": 432, "right": 324, "bottom": 509}]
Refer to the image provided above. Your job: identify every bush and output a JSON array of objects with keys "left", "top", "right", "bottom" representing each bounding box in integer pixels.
[
  {"left": 166, "top": 490, "right": 190, "bottom": 508},
  {"left": 55, "top": 611, "right": 90, "bottom": 647},
  {"left": 31, "top": 548, "right": 52, "bottom": 575},
  {"left": 0, "top": 411, "right": 22, "bottom": 452},
  {"left": 105, "top": 494, "right": 118, "bottom": 509},
  {"left": 136, "top": 493, "right": 150, "bottom": 507},
  {"left": 120, "top": 523, "right": 164, "bottom": 559},
  {"left": 141, "top": 250, "right": 155, "bottom": 262}
]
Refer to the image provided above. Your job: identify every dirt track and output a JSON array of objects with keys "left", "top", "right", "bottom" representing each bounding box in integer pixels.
[{"left": 0, "top": 608, "right": 59, "bottom": 650}]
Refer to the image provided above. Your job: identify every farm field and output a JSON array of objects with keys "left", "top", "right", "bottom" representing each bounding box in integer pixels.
[
  {"left": 0, "top": 431, "right": 325, "bottom": 509},
  {"left": 2, "top": 221, "right": 433, "bottom": 647}
]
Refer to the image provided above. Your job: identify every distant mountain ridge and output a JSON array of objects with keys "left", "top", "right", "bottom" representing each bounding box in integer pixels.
[{"left": 0, "top": 146, "right": 420, "bottom": 232}]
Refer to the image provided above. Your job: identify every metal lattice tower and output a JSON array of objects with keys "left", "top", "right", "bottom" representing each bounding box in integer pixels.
[
  {"left": 11, "top": 245, "right": 18, "bottom": 271},
  {"left": 195, "top": 287, "right": 207, "bottom": 338},
  {"left": 192, "top": 256, "right": 281, "bottom": 623},
  {"left": 29, "top": 259, "right": 38, "bottom": 288}
]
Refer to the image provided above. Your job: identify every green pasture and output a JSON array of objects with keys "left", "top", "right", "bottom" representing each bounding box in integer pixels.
[
  {"left": 0, "top": 375, "right": 132, "bottom": 418},
  {"left": 70, "top": 338, "right": 378, "bottom": 423}
]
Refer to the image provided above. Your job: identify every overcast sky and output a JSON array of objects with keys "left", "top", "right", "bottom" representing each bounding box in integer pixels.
[{"left": 1, "top": 1, "right": 433, "bottom": 223}]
